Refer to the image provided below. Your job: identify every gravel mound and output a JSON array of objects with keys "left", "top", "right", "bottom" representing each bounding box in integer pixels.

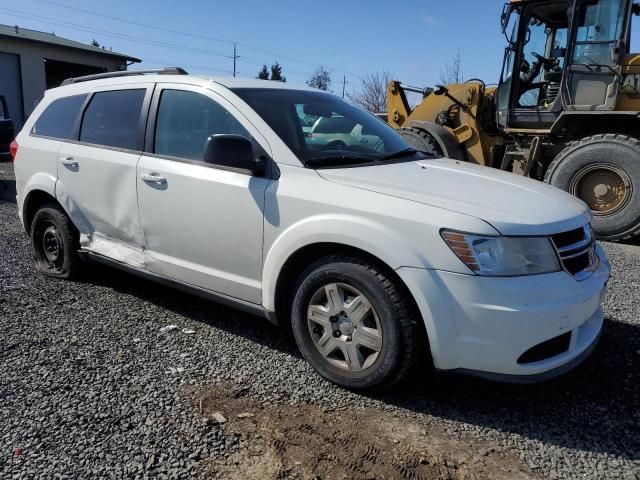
[{"left": 1, "top": 162, "right": 638, "bottom": 479}]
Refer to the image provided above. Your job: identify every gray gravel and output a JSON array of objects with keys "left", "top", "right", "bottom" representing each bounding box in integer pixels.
[{"left": 1, "top": 161, "right": 639, "bottom": 479}]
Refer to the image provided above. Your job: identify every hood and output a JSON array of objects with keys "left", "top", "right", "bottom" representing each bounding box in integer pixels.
[{"left": 317, "top": 158, "right": 590, "bottom": 236}]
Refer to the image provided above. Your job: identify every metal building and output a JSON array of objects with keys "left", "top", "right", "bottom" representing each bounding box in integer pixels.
[{"left": 0, "top": 24, "right": 140, "bottom": 132}]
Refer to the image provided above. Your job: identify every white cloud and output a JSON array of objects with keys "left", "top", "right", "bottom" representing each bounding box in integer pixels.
[{"left": 422, "top": 14, "right": 438, "bottom": 26}]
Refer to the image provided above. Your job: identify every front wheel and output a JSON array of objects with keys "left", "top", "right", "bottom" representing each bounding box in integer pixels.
[
  {"left": 545, "top": 134, "right": 640, "bottom": 241},
  {"left": 290, "top": 255, "right": 424, "bottom": 391},
  {"left": 398, "top": 127, "right": 443, "bottom": 158}
]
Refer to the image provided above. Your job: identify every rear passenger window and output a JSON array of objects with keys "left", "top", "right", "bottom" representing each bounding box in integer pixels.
[
  {"left": 80, "top": 89, "right": 145, "bottom": 150},
  {"left": 154, "top": 89, "right": 249, "bottom": 161},
  {"left": 31, "top": 94, "right": 87, "bottom": 139}
]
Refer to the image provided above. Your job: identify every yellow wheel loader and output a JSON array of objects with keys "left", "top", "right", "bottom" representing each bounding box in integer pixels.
[{"left": 388, "top": 0, "right": 640, "bottom": 241}]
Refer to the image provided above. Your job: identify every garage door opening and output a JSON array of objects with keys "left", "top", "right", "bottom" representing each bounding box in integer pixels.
[{"left": 44, "top": 59, "right": 107, "bottom": 89}]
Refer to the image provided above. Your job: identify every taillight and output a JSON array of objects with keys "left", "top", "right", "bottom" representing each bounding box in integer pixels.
[{"left": 9, "top": 140, "right": 18, "bottom": 161}]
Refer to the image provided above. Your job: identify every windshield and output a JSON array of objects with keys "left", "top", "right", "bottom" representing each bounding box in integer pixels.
[{"left": 232, "top": 88, "right": 423, "bottom": 167}]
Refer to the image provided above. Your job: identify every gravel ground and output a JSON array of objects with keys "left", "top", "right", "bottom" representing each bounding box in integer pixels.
[{"left": 1, "top": 161, "right": 639, "bottom": 479}]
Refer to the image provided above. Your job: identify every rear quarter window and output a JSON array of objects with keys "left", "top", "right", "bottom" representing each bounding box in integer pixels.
[
  {"left": 80, "top": 89, "right": 146, "bottom": 150},
  {"left": 31, "top": 94, "right": 87, "bottom": 139}
]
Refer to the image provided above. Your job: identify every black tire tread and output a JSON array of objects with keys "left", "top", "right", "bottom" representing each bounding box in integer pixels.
[
  {"left": 544, "top": 133, "right": 640, "bottom": 242},
  {"left": 398, "top": 127, "right": 443, "bottom": 158},
  {"left": 292, "top": 254, "right": 422, "bottom": 390},
  {"left": 31, "top": 203, "right": 83, "bottom": 279}
]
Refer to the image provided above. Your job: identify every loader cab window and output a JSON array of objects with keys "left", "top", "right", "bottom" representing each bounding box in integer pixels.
[
  {"left": 495, "top": 7, "right": 520, "bottom": 123},
  {"left": 519, "top": 18, "right": 550, "bottom": 106},
  {"left": 573, "top": 0, "right": 626, "bottom": 66},
  {"left": 517, "top": 5, "right": 568, "bottom": 109}
]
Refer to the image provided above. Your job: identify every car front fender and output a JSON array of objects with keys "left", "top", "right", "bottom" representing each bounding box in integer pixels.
[{"left": 261, "top": 213, "right": 430, "bottom": 312}]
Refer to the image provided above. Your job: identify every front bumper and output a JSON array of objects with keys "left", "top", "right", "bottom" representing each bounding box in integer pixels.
[{"left": 397, "top": 244, "right": 610, "bottom": 380}]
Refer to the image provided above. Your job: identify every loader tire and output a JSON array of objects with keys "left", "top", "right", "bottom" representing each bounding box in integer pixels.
[
  {"left": 545, "top": 134, "right": 640, "bottom": 242},
  {"left": 398, "top": 127, "right": 443, "bottom": 158}
]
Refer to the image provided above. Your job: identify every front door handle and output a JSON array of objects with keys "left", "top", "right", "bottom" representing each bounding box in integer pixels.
[
  {"left": 141, "top": 172, "right": 167, "bottom": 184},
  {"left": 60, "top": 156, "right": 78, "bottom": 168}
]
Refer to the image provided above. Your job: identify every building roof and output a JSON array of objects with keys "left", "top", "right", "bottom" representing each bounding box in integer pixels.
[{"left": 0, "top": 24, "right": 141, "bottom": 63}]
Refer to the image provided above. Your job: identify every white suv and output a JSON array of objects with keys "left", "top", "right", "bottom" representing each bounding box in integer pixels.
[{"left": 12, "top": 68, "right": 610, "bottom": 390}]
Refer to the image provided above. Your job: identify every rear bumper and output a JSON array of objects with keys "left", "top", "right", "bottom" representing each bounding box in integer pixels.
[{"left": 398, "top": 244, "right": 610, "bottom": 381}]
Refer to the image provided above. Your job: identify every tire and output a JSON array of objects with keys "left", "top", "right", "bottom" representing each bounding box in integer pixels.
[
  {"left": 544, "top": 134, "right": 640, "bottom": 241},
  {"left": 290, "top": 255, "right": 423, "bottom": 391},
  {"left": 398, "top": 127, "right": 443, "bottom": 158},
  {"left": 30, "top": 203, "right": 82, "bottom": 279}
]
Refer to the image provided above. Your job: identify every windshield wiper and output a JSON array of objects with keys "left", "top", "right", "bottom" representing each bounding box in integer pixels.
[
  {"left": 305, "top": 155, "right": 376, "bottom": 168},
  {"left": 379, "top": 148, "right": 420, "bottom": 161}
]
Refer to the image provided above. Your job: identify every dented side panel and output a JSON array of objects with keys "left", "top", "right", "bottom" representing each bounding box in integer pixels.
[{"left": 56, "top": 142, "right": 145, "bottom": 247}]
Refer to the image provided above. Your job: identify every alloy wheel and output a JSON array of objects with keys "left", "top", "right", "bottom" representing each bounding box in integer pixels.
[{"left": 306, "top": 282, "right": 382, "bottom": 371}]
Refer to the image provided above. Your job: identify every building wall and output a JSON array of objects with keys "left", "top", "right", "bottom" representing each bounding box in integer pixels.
[
  {"left": 0, "top": 52, "right": 23, "bottom": 131},
  {"left": 0, "top": 37, "right": 128, "bottom": 129}
]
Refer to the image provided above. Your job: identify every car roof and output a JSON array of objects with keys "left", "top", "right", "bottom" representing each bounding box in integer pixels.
[{"left": 45, "top": 73, "right": 324, "bottom": 98}]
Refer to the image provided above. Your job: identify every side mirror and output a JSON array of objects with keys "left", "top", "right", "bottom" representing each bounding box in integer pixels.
[
  {"left": 610, "top": 39, "right": 626, "bottom": 65},
  {"left": 203, "top": 134, "right": 265, "bottom": 175}
]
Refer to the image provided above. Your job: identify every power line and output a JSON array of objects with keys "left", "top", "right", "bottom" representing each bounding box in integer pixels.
[
  {"left": 30, "top": 0, "right": 236, "bottom": 46},
  {"left": 4, "top": 7, "right": 361, "bottom": 84},
  {"left": 3, "top": 9, "right": 233, "bottom": 59},
  {"left": 4, "top": 9, "right": 325, "bottom": 80},
  {"left": 4, "top": 12, "right": 313, "bottom": 82},
  {"left": 26, "top": 0, "right": 359, "bottom": 76}
]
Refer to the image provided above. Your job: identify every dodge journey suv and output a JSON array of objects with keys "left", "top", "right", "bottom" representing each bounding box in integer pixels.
[{"left": 12, "top": 68, "right": 610, "bottom": 390}]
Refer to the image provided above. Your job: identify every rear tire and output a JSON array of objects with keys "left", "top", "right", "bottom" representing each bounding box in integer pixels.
[
  {"left": 545, "top": 134, "right": 640, "bottom": 241},
  {"left": 290, "top": 255, "right": 423, "bottom": 391},
  {"left": 398, "top": 127, "right": 443, "bottom": 158},
  {"left": 30, "top": 203, "right": 82, "bottom": 279}
]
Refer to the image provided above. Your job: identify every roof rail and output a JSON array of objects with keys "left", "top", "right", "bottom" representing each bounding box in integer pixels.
[{"left": 61, "top": 67, "right": 188, "bottom": 86}]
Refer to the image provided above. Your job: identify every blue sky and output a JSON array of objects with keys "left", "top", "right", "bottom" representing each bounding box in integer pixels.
[{"left": 3, "top": 0, "right": 639, "bottom": 95}]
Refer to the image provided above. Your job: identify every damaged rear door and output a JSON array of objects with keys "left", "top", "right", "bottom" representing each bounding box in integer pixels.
[{"left": 56, "top": 85, "right": 153, "bottom": 265}]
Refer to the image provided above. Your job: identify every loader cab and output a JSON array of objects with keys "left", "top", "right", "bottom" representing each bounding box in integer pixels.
[{"left": 495, "top": 0, "right": 632, "bottom": 131}]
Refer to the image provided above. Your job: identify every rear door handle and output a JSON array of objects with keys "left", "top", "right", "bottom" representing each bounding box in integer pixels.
[
  {"left": 60, "top": 156, "right": 78, "bottom": 167},
  {"left": 141, "top": 172, "right": 167, "bottom": 184}
]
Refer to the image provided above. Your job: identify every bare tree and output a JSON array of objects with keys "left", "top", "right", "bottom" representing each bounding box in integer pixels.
[
  {"left": 347, "top": 70, "right": 393, "bottom": 113},
  {"left": 439, "top": 48, "right": 464, "bottom": 84},
  {"left": 307, "top": 66, "right": 332, "bottom": 91}
]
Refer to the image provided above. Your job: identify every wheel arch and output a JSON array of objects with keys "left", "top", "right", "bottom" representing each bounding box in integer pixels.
[
  {"left": 269, "top": 242, "right": 428, "bottom": 349},
  {"left": 22, "top": 189, "right": 59, "bottom": 234}
]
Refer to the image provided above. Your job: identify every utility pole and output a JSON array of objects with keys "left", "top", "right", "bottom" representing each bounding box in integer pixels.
[
  {"left": 232, "top": 43, "right": 238, "bottom": 77},
  {"left": 341, "top": 74, "right": 349, "bottom": 98}
]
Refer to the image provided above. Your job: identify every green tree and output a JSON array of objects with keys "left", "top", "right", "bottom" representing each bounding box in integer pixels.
[
  {"left": 270, "top": 62, "right": 286, "bottom": 82},
  {"left": 257, "top": 62, "right": 287, "bottom": 82},
  {"left": 257, "top": 65, "right": 269, "bottom": 80},
  {"left": 307, "top": 66, "right": 331, "bottom": 91}
]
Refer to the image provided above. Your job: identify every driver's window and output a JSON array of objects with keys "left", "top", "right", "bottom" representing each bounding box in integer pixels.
[{"left": 522, "top": 18, "right": 550, "bottom": 85}]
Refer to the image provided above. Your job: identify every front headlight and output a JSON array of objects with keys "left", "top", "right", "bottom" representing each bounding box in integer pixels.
[{"left": 441, "top": 230, "right": 561, "bottom": 276}]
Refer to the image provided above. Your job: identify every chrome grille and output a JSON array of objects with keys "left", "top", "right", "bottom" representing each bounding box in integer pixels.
[{"left": 550, "top": 225, "right": 597, "bottom": 280}]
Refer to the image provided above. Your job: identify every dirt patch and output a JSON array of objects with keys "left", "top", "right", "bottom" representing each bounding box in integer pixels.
[{"left": 191, "top": 386, "right": 535, "bottom": 480}]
